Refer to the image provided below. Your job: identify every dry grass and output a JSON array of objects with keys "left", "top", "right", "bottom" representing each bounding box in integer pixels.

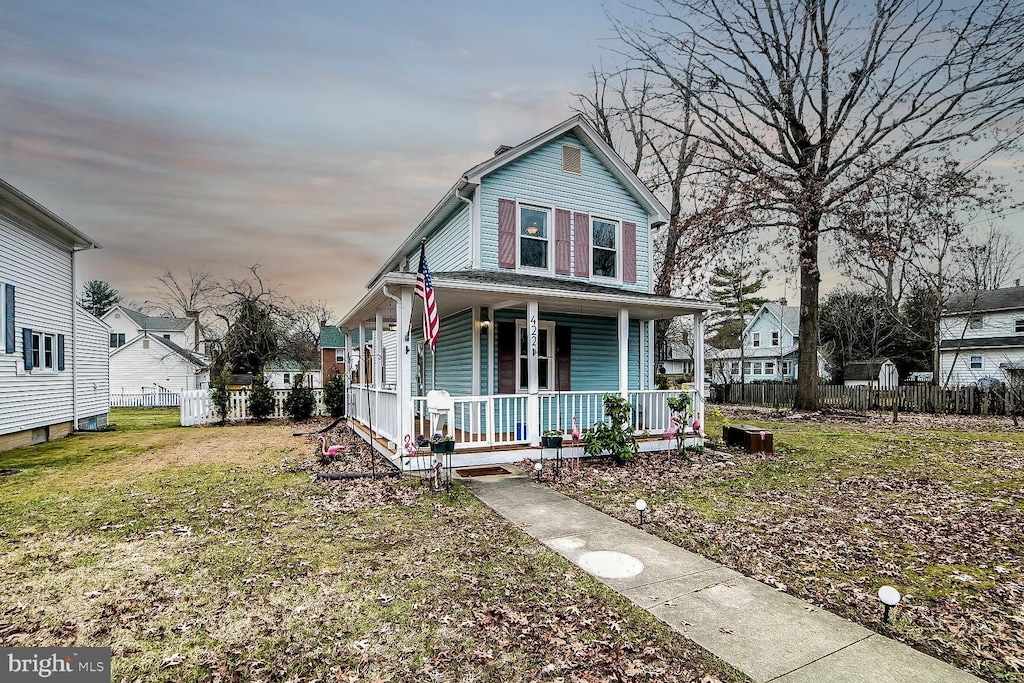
[{"left": 0, "top": 409, "right": 744, "bottom": 683}]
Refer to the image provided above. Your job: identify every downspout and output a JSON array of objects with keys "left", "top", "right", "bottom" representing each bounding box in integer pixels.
[{"left": 71, "top": 249, "right": 78, "bottom": 432}]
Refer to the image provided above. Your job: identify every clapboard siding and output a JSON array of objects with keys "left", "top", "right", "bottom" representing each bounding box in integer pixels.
[
  {"left": 0, "top": 207, "right": 76, "bottom": 436},
  {"left": 407, "top": 202, "right": 471, "bottom": 274},
  {"left": 939, "top": 348, "right": 1024, "bottom": 387},
  {"left": 109, "top": 337, "right": 205, "bottom": 393},
  {"left": 479, "top": 133, "right": 651, "bottom": 292},
  {"left": 75, "top": 305, "right": 110, "bottom": 422},
  {"left": 427, "top": 310, "right": 473, "bottom": 397},
  {"left": 941, "top": 310, "right": 1024, "bottom": 341}
]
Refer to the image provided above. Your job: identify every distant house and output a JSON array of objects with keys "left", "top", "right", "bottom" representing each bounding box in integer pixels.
[
  {"left": 102, "top": 305, "right": 209, "bottom": 394},
  {"left": 939, "top": 285, "right": 1024, "bottom": 387},
  {"left": 1, "top": 178, "right": 109, "bottom": 451},
  {"left": 708, "top": 300, "right": 830, "bottom": 383},
  {"left": 843, "top": 358, "right": 899, "bottom": 389},
  {"left": 266, "top": 361, "right": 322, "bottom": 390},
  {"left": 318, "top": 325, "right": 347, "bottom": 381}
]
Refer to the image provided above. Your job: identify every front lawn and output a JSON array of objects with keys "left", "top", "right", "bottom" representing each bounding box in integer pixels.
[
  {"left": 0, "top": 408, "right": 743, "bottom": 682},
  {"left": 543, "top": 408, "right": 1024, "bottom": 683}
]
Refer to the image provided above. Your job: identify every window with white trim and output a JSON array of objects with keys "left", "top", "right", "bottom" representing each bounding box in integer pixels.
[
  {"left": 516, "top": 320, "right": 555, "bottom": 391},
  {"left": 31, "top": 332, "right": 56, "bottom": 370},
  {"left": 752, "top": 361, "right": 762, "bottom": 375},
  {"left": 591, "top": 218, "right": 619, "bottom": 280},
  {"left": 518, "top": 205, "right": 550, "bottom": 270},
  {"left": 335, "top": 349, "right": 345, "bottom": 362},
  {"left": 1016, "top": 319, "right": 1024, "bottom": 333},
  {"left": 782, "top": 360, "right": 792, "bottom": 375},
  {"left": 968, "top": 315, "right": 983, "bottom": 330},
  {"left": 752, "top": 332, "right": 761, "bottom": 348},
  {"left": 970, "top": 355, "right": 983, "bottom": 370},
  {"left": 743, "top": 361, "right": 751, "bottom": 375},
  {"left": 730, "top": 361, "right": 740, "bottom": 375},
  {"left": 764, "top": 361, "right": 775, "bottom": 375},
  {"left": 771, "top": 330, "right": 780, "bottom": 346},
  {"left": 284, "top": 373, "right": 291, "bottom": 385},
  {"left": 110, "top": 333, "right": 125, "bottom": 348}
]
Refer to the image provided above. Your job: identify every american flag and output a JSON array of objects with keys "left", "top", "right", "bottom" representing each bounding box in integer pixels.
[{"left": 415, "top": 243, "right": 439, "bottom": 351}]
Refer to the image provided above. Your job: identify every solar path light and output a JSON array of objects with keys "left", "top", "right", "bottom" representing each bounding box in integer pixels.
[
  {"left": 534, "top": 462, "right": 543, "bottom": 482},
  {"left": 878, "top": 585, "right": 901, "bottom": 623},
  {"left": 635, "top": 499, "right": 648, "bottom": 526}
]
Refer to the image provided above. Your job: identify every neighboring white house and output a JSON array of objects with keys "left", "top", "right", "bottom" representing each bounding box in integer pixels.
[
  {"left": 0, "top": 178, "right": 108, "bottom": 451},
  {"left": 707, "top": 300, "right": 830, "bottom": 384},
  {"left": 843, "top": 358, "right": 899, "bottom": 389},
  {"left": 102, "top": 305, "right": 209, "bottom": 395},
  {"left": 266, "top": 361, "right": 322, "bottom": 390},
  {"left": 939, "top": 285, "right": 1024, "bottom": 387}
]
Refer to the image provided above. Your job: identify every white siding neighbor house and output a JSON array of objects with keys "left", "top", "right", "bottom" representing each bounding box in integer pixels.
[
  {"left": 0, "top": 178, "right": 108, "bottom": 451},
  {"left": 843, "top": 358, "right": 899, "bottom": 389},
  {"left": 266, "top": 361, "right": 322, "bottom": 390},
  {"left": 102, "top": 305, "right": 209, "bottom": 395},
  {"left": 939, "top": 285, "right": 1024, "bottom": 387}
]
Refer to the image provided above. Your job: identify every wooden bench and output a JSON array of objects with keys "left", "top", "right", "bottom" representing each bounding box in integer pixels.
[{"left": 723, "top": 424, "right": 773, "bottom": 454}]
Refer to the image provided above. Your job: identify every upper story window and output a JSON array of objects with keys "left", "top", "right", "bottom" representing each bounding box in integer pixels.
[
  {"left": 519, "top": 206, "right": 549, "bottom": 270},
  {"left": 162, "top": 334, "right": 171, "bottom": 340},
  {"left": 335, "top": 349, "right": 345, "bottom": 363},
  {"left": 110, "top": 333, "right": 126, "bottom": 348},
  {"left": 771, "top": 330, "right": 780, "bottom": 346},
  {"left": 284, "top": 373, "right": 291, "bottom": 385},
  {"left": 968, "top": 315, "right": 983, "bottom": 330},
  {"left": 1016, "top": 319, "right": 1024, "bottom": 333},
  {"left": 752, "top": 332, "right": 761, "bottom": 348},
  {"left": 970, "top": 355, "right": 983, "bottom": 369},
  {"left": 591, "top": 218, "right": 619, "bottom": 280}
]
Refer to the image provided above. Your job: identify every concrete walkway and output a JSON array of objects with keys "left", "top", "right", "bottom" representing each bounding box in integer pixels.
[{"left": 460, "top": 470, "right": 982, "bottom": 683}]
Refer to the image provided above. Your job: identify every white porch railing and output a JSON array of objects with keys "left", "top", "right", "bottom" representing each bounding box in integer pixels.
[
  {"left": 539, "top": 391, "right": 607, "bottom": 435},
  {"left": 350, "top": 385, "right": 400, "bottom": 443},
  {"left": 411, "top": 394, "right": 530, "bottom": 447},
  {"left": 179, "top": 388, "right": 324, "bottom": 425}
]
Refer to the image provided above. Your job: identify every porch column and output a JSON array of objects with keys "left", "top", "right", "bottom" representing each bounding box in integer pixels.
[
  {"left": 618, "top": 307, "right": 629, "bottom": 399},
  {"left": 693, "top": 311, "right": 705, "bottom": 418},
  {"left": 374, "top": 313, "right": 383, "bottom": 388},
  {"left": 397, "top": 288, "right": 413, "bottom": 456},
  {"left": 357, "top": 322, "right": 366, "bottom": 386},
  {"left": 344, "top": 329, "right": 352, "bottom": 384},
  {"left": 527, "top": 300, "right": 540, "bottom": 446}
]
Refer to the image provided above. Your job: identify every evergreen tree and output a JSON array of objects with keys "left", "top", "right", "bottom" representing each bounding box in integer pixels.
[
  {"left": 283, "top": 373, "right": 315, "bottom": 421},
  {"left": 707, "top": 262, "right": 770, "bottom": 390},
  {"left": 209, "top": 370, "right": 231, "bottom": 424},
  {"left": 247, "top": 374, "right": 276, "bottom": 422},
  {"left": 78, "top": 280, "right": 121, "bottom": 318},
  {"left": 321, "top": 371, "right": 347, "bottom": 418}
]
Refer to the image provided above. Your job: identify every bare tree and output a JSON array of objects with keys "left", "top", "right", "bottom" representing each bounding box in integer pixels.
[
  {"left": 611, "top": 0, "right": 1024, "bottom": 409},
  {"left": 960, "top": 225, "right": 1024, "bottom": 291},
  {"left": 147, "top": 266, "right": 222, "bottom": 342}
]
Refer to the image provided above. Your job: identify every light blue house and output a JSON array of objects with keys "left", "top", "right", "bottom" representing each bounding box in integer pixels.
[
  {"left": 339, "top": 116, "right": 716, "bottom": 465},
  {"left": 707, "top": 301, "right": 830, "bottom": 384}
]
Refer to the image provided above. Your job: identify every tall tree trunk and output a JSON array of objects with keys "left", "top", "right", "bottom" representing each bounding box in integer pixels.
[{"left": 794, "top": 208, "right": 822, "bottom": 411}]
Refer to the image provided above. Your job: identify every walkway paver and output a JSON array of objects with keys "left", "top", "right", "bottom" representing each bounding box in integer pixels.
[{"left": 461, "top": 471, "right": 983, "bottom": 683}]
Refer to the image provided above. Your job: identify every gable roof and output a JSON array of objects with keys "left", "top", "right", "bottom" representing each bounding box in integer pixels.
[
  {"left": 945, "top": 286, "right": 1024, "bottom": 314},
  {"left": 367, "top": 115, "right": 671, "bottom": 287},
  {"left": 0, "top": 177, "right": 101, "bottom": 250},
  {"left": 743, "top": 302, "right": 801, "bottom": 338},
  {"left": 844, "top": 358, "right": 893, "bottom": 381},
  {"left": 110, "top": 332, "right": 207, "bottom": 367},
  {"left": 112, "top": 306, "right": 194, "bottom": 332},
  {"left": 319, "top": 325, "right": 346, "bottom": 349}
]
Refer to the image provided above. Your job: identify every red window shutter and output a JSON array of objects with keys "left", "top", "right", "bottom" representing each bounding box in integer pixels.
[
  {"left": 555, "top": 325, "right": 571, "bottom": 391},
  {"left": 573, "top": 212, "right": 590, "bottom": 277},
  {"left": 555, "top": 209, "right": 571, "bottom": 275},
  {"left": 623, "top": 221, "right": 637, "bottom": 283},
  {"left": 497, "top": 321, "right": 515, "bottom": 394},
  {"left": 497, "top": 199, "right": 516, "bottom": 268}
]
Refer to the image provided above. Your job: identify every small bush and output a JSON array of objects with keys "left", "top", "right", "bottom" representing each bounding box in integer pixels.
[
  {"left": 283, "top": 373, "right": 316, "bottom": 421},
  {"left": 209, "top": 370, "right": 231, "bottom": 424},
  {"left": 247, "top": 374, "right": 276, "bottom": 421},
  {"left": 322, "top": 372, "right": 346, "bottom": 418},
  {"left": 583, "top": 393, "right": 638, "bottom": 464}
]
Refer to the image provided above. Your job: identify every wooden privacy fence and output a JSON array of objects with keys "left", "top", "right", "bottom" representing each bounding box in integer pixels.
[
  {"left": 110, "top": 390, "right": 181, "bottom": 408},
  {"left": 722, "top": 383, "right": 1020, "bottom": 415},
  {"left": 180, "top": 389, "right": 325, "bottom": 426}
]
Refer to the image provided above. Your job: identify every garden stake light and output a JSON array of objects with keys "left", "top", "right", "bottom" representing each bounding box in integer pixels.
[
  {"left": 878, "top": 585, "right": 901, "bottom": 623},
  {"left": 534, "top": 462, "right": 543, "bottom": 482},
  {"left": 636, "top": 499, "right": 647, "bottom": 526}
]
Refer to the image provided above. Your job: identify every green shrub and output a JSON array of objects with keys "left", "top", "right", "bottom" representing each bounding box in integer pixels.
[
  {"left": 583, "top": 393, "right": 638, "bottom": 464},
  {"left": 247, "top": 373, "right": 276, "bottom": 422},
  {"left": 209, "top": 370, "right": 231, "bottom": 424},
  {"left": 322, "top": 372, "right": 347, "bottom": 418},
  {"left": 283, "top": 373, "right": 316, "bottom": 421}
]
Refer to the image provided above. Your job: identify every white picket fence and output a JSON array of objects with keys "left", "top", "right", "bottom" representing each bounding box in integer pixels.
[
  {"left": 180, "top": 389, "right": 324, "bottom": 426},
  {"left": 111, "top": 390, "right": 181, "bottom": 408}
]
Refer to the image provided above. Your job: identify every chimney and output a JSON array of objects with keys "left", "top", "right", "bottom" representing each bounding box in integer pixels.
[
  {"left": 185, "top": 310, "right": 200, "bottom": 350},
  {"left": 494, "top": 144, "right": 513, "bottom": 156},
  {"left": 779, "top": 297, "right": 787, "bottom": 306},
  {"left": 319, "top": 319, "right": 327, "bottom": 329}
]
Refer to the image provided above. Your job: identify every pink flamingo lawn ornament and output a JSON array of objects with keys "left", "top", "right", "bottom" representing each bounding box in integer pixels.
[
  {"left": 317, "top": 435, "right": 343, "bottom": 460},
  {"left": 664, "top": 415, "right": 683, "bottom": 453},
  {"left": 570, "top": 416, "right": 582, "bottom": 471}
]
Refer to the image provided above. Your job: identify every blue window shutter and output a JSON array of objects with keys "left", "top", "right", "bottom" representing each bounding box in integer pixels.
[
  {"left": 22, "top": 327, "right": 33, "bottom": 370},
  {"left": 4, "top": 284, "right": 13, "bottom": 354},
  {"left": 57, "top": 334, "right": 65, "bottom": 371}
]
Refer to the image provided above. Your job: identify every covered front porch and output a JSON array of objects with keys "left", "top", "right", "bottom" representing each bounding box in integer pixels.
[{"left": 339, "top": 271, "right": 713, "bottom": 468}]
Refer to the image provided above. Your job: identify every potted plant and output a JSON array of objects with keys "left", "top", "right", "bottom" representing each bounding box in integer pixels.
[
  {"left": 430, "top": 432, "right": 445, "bottom": 454},
  {"left": 444, "top": 435, "right": 456, "bottom": 452},
  {"left": 542, "top": 430, "right": 563, "bottom": 448}
]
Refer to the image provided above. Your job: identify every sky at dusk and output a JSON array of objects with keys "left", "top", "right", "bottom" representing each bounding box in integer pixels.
[
  {"left": 0, "top": 0, "right": 625, "bottom": 318},
  {"left": 3, "top": 1, "right": 1021, "bottom": 322}
]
